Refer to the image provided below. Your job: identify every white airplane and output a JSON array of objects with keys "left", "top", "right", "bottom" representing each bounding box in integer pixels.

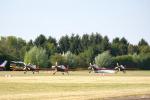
[
  {"left": 0, "top": 60, "right": 8, "bottom": 71},
  {"left": 88, "top": 63, "right": 115, "bottom": 74}
]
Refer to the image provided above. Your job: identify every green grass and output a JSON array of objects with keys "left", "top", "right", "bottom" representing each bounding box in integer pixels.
[{"left": 0, "top": 70, "right": 150, "bottom": 100}]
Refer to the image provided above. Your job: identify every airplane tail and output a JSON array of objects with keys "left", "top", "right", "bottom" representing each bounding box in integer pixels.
[{"left": 0, "top": 60, "right": 7, "bottom": 67}]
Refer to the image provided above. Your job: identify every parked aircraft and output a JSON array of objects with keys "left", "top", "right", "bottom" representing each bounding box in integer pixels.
[
  {"left": 88, "top": 63, "right": 126, "bottom": 74},
  {"left": 114, "top": 63, "right": 126, "bottom": 73},
  {"left": 52, "top": 65, "right": 69, "bottom": 75},
  {"left": 0, "top": 60, "right": 7, "bottom": 71},
  {"left": 51, "top": 62, "right": 69, "bottom": 75},
  {"left": 24, "top": 63, "right": 39, "bottom": 74},
  {"left": 10, "top": 61, "right": 39, "bottom": 74},
  {"left": 10, "top": 61, "right": 25, "bottom": 71},
  {"left": 88, "top": 63, "right": 115, "bottom": 74}
]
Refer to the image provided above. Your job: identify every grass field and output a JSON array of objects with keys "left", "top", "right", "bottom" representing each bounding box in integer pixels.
[{"left": 0, "top": 71, "right": 150, "bottom": 100}]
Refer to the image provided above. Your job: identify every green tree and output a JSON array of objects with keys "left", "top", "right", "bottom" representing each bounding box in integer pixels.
[
  {"left": 95, "top": 51, "right": 112, "bottom": 68},
  {"left": 24, "top": 46, "right": 48, "bottom": 67},
  {"left": 128, "top": 44, "right": 139, "bottom": 54},
  {"left": 139, "top": 53, "right": 150, "bottom": 69},
  {"left": 113, "top": 55, "right": 134, "bottom": 68},
  {"left": 69, "top": 34, "right": 82, "bottom": 55},
  {"left": 36, "top": 48, "right": 48, "bottom": 67},
  {"left": 50, "top": 54, "right": 65, "bottom": 66},
  {"left": 79, "top": 47, "right": 94, "bottom": 67},
  {"left": 138, "top": 38, "right": 148, "bottom": 46},
  {"left": 89, "top": 33, "right": 102, "bottom": 45},
  {"left": 111, "top": 37, "right": 120, "bottom": 56},
  {"left": 0, "top": 36, "right": 27, "bottom": 60},
  {"left": 100, "top": 36, "right": 110, "bottom": 51},
  {"left": 34, "top": 34, "right": 47, "bottom": 47},
  {"left": 111, "top": 37, "right": 129, "bottom": 56},
  {"left": 17, "top": 38, "right": 27, "bottom": 60},
  {"left": 44, "top": 42, "right": 56, "bottom": 57},
  {"left": 120, "top": 37, "right": 128, "bottom": 55},
  {"left": 58, "top": 35, "right": 70, "bottom": 54},
  {"left": 81, "top": 34, "right": 90, "bottom": 50},
  {"left": 138, "top": 39, "right": 150, "bottom": 54},
  {"left": 63, "top": 51, "right": 78, "bottom": 68},
  {"left": 25, "top": 40, "right": 34, "bottom": 52},
  {"left": 139, "top": 45, "right": 150, "bottom": 54},
  {"left": 47, "top": 36, "right": 57, "bottom": 46}
]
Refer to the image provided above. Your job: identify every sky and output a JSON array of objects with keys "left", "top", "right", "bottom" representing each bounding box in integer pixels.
[{"left": 0, "top": 0, "right": 150, "bottom": 44}]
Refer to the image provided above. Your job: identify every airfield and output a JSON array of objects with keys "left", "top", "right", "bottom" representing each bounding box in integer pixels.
[{"left": 0, "top": 71, "right": 150, "bottom": 100}]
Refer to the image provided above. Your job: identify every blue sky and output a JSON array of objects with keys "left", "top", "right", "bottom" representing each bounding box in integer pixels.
[{"left": 0, "top": 0, "right": 150, "bottom": 44}]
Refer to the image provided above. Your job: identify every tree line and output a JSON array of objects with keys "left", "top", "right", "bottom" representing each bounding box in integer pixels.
[{"left": 0, "top": 33, "right": 150, "bottom": 70}]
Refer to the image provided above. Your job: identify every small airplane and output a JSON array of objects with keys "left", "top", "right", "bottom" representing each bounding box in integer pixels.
[
  {"left": 88, "top": 63, "right": 115, "bottom": 74},
  {"left": 0, "top": 60, "right": 7, "bottom": 71},
  {"left": 10, "top": 61, "right": 39, "bottom": 74},
  {"left": 51, "top": 62, "right": 69, "bottom": 75},
  {"left": 10, "top": 61, "right": 25, "bottom": 71},
  {"left": 88, "top": 63, "right": 126, "bottom": 74},
  {"left": 114, "top": 63, "right": 126, "bottom": 73},
  {"left": 24, "top": 63, "right": 39, "bottom": 74}
]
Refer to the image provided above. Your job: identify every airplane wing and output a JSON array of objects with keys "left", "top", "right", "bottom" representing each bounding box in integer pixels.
[
  {"left": 96, "top": 70, "right": 115, "bottom": 73},
  {"left": 11, "top": 61, "right": 25, "bottom": 65},
  {"left": 58, "top": 65, "right": 66, "bottom": 70},
  {"left": 30, "top": 65, "right": 36, "bottom": 69}
]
